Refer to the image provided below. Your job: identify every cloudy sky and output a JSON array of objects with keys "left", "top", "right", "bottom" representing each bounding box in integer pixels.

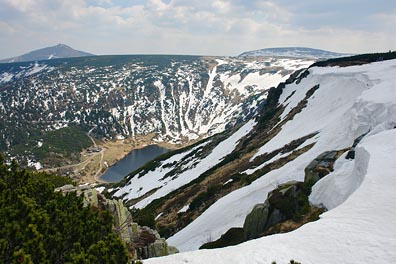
[{"left": 0, "top": 0, "right": 395, "bottom": 58}]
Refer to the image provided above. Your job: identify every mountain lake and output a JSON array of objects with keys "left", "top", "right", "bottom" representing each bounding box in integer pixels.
[{"left": 100, "top": 145, "right": 169, "bottom": 183}]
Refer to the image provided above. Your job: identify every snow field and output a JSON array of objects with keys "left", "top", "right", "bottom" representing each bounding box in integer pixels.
[{"left": 164, "top": 60, "right": 396, "bottom": 254}]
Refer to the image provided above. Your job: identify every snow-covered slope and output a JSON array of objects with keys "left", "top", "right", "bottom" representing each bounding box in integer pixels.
[
  {"left": 137, "top": 58, "right": 396, "bottom": 263},
  {"left": 239, "top": 47, "right": 351, "bottom": 59},
  {"left": 147, "top": 130, "right": 396, "bottom": 264},
  {"left": 0, "top": 55, "right": 313, "bottom": 165},
  {"left": 114, "top": 120, "right": 256, "bottom": 208}
]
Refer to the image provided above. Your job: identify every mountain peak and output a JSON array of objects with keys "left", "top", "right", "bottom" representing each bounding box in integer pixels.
[
  {"left": 55, "top": 43, "right": 69, "bottom": 48},
  {"left": 0, "top": 44, "right": 94, "bottom": 64}
]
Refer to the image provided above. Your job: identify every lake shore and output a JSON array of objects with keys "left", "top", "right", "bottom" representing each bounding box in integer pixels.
[
  {"left": 77, "top": 135, "right": 192, "bottom": 184},
  {"left": 100, "top": 145, "right": 170, "bottom": 183}
]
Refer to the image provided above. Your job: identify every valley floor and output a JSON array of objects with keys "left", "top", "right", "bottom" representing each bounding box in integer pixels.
[{"left": 43, "top": 135, "right": 186, "bottom": 184}]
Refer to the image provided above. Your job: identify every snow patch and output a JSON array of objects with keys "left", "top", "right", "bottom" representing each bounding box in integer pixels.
[
  {"left": 26, "top": 63, "right": 48, "bottom": 76},
  {"left": 178, "top": 204, "right": 190, "bottom": 213}
]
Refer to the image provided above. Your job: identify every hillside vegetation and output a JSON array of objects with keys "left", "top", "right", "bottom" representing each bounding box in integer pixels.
[
  {"left": 0, "top": 156, "right": 128, "bottom": 263},
  {"left": 311, "top": 51, "right": 396, "bottom": 67},
  {"left": 10, "top": 126, "right": 92, "bottom": 168}
]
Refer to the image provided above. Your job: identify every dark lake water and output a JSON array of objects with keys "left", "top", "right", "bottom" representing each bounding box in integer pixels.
[{"left": 100, "top": 145, "right": 169, "bottom": 183}]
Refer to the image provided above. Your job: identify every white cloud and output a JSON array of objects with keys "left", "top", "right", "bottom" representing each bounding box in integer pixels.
[
  {"left": 148, "top": 0, "right": 169, "bottom": 11},
  {"left": 370, "top": 11, "right": 396, "bottom": 32},
  {"left": 212, "top": 0, "right": 232, "bottom": 14},
  {"left": 0, "top": 21, "right": 16, "bottom": 33},
  {"left": 0, "top": 0, "right": 395, "bottom": 58},
  {"left": 4, "top": 0, "right": 36, "bottom": 12}
]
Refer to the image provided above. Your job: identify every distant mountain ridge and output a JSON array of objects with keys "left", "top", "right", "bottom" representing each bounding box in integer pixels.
[
  {"left": 0, "top": 44, "right": 94, "bottom": 63},
  {"left": 239, "top": 47, "right": 351, "bottom": 59},
  {"left": 0, "top": 54, "right": 314, "bottom": 169}
]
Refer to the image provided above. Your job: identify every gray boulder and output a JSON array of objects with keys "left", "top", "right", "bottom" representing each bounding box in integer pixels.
[
  {"left": 243, "top": 181, "right": 306, "bottom": 240},
  {"left": 243, "top": 202, "right": 271, "bottom": 240}
]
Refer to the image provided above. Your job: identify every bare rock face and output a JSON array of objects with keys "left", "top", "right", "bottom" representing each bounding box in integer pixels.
[
  {"left": 243, "top": 202, "right": 271, "bottom": 240},
  {"left": 55, "top": 184, "right": 178, "bottom": 260},
  {"left": 243, "top": 181, "right": 303, "bottom": 240},
  {"left": 131, "top": 226, "right": 170, "bottom": 259},
  {"left": 304, "top": 151, "right": 338, "bottom": 184}
]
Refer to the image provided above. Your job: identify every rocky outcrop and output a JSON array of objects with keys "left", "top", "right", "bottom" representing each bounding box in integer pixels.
[
  {"left": 304, "top": 151, "right": 338, "bottom": 184},
  {"left": 200, "top": 149, "right": 348, "bottom": 249},
  {"left": 243, "top": 202, "right": 271, "bottom": 240},
  {"left": 243, "top": 181, "right": 308, "bottom": 240},
  {"left": 168, "top": 246, "right": 180, "bottom": 255},
  {"left": 200, "top": 228, "right": 245, "bottom": 250},
  {"left": 133, "top": 227, "right": 170, "bottom": 259},
  {"left": 201, "top": 179, "right": 320, "bottom": 249},
  {"left": 346, "top": 132, "right": 369, "bottom": 160},
  {"left": 55, "top": 185, "right": 178, "bottom": 260},
  {"left": 245, "top": 149, "right": 350, "bottom": 240}
]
